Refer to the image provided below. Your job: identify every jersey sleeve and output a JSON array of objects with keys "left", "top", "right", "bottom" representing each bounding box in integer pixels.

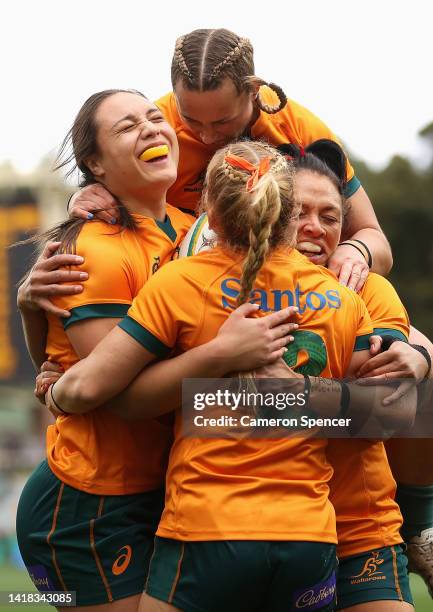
[
  {"left": 52, "top": 226, "right": 137, "bottom": 330},
  {"left": 118, "top": 260, "right": 202, "bottom": 359},
  {"left": 352, "top": 293, "right": 374, "bottom": 352},
  {"left": 360, "top": 274, "right": 409, "bottom": 341},
  {"left": 285, "top": 99, "right": 360, "bottom": 198}
]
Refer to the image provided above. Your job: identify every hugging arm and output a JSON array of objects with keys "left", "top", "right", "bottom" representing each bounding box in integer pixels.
[
  {"left": 17, "top": 242, "right": 88, "bottom": 370},
  {"left": 328, "top": 187, "right": 392, "bottom": 291},
  {"left": 46, "top": 305, "right": 299, "bottom": 419},
  {"left": 255, "top": 348, "right": 417, "bottom": 434}
]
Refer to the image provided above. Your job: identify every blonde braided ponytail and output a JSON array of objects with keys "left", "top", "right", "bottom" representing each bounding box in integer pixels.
[
  {"left": 204, "top": 140, "right": 297, "bottom": 308},
  {"left": 237, "top": 174, "right": 281, "bottom": 306}
]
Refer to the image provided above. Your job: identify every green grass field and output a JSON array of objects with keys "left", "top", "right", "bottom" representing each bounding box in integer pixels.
[{"left": 0, "top": 564, "right": 431, "bottom": 610}]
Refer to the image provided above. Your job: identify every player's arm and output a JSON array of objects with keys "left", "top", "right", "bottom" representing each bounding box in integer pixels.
[
  {"left": 46, "top": 325, "right": 155, "bottom": 414},
  {"left": 336, "top": 348, "right": 417, "bottom": 432},
  {"left": 333, "top": 186, "right": 393, "bottom": 287},
  {"left": 257, "top": 291, "right": 415, "bottom": 432},
  {"left": 17, "top": 242, "right": 88, "bottom": 370},
  {"left": 102, "top": 305, "right": 298, "bottom": 419},
  {"left": 356, "top": 277, "right": 431, "bottom": 384},
  {"left": 294, "top": 104, "right": 392, "bottom": 288},
  {"left": 256, "top": 348, "right": 417, "bottom": 434},
  {"left": 409, "top": 325, "right": 433, "bottom": 379},
  {"left": 68, "top": 184, "right": 119, "bottom": 224},
  {"left": 17, "top": 307, "right": 48, "bottom": 371},
  {"left": 44, "top": 305, "right": 299, "bottom": 418},
  {"left": 66, "top": 317, "right": 123, "bottom": 358},
  {"left": 33, "top": 317, "right": 125, "bottom": 411},
  {"left": 313, "top": 320, "right": 417, "bottom": 430},
  {"left": 357, "top": 334, "right": 431, "bottom": 381},
  {"left": 354, "top": 329, "right": 431, "bottom": 406}
]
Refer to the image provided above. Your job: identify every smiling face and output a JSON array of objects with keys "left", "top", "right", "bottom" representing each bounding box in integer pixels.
[
  {"left": 87, "top": 92, "right": 179, "bottom": 206},
  {"left": 295, "top": 170, "right": 344, "bottom": 266},
  {"left": 174, "top": 78, "right": 256, "bottom": 147}
]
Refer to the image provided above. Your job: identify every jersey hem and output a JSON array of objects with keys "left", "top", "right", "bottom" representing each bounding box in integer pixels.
[
  {"left": 156, "top": 527, "right": 337, "bottom": 543},
  {"left": 46, "top": 457, "right": 164, "bottom": 495},
  {"left": 337, "top": 534, "right": 403, "bottom": 558}
]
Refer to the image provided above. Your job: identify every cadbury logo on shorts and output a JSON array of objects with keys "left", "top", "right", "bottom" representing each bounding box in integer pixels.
[
  {"left": 27, "top": 565, "right": 55, "bottom": 591},
  {"left": 292, "top": 572, "right": 336, "bottom": 610}
]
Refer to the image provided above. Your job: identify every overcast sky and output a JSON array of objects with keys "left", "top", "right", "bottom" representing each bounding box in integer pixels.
[{"left": 2, "top": 0, "right": 433, "bottom": 174}]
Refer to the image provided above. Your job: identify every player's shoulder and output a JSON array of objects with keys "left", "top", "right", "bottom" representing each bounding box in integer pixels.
[
  {"left": 154, "top": 246, "right": 222, "bottom": 285},
  {"left": 74, "top": 220, "right": 127, "bottom": 261},
  {"left": 155, "top": 92, "right": 181, "bottom": 126},
  {"left": 75, "top": 219, "right": 122, "bottom": 244},
  {"left": 292, "top": 249, "right": 338, "bottom": 283},
  {"left": 294, "top": 251, "right": 365, "bottom": 310},
  {"left": 155, "top": 91, "right": 172, "bottom": 110},
  {"left": 259, "top": 89, "right": 320, "bottom": 126},
  {"left": 362, "top": 272, "right": 396, "bottom": 295},
  {"left": 360, "top": 272, "right": 405, "bottom": 320},
  {"left": 278, "top": 96, "right": 331, "bottom": 138},
  {"left": 162, "top": 248, "right": 214, "bottom": 273}
]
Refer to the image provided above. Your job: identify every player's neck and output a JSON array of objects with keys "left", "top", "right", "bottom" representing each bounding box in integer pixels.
[{"left": 122, "top": 193, "right": 167, "bottom": 221}]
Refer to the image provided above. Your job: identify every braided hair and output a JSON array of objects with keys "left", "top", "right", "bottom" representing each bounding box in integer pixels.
[
  {"left": 203, "top": 140, "right": 298, "bottom": 306},
  {"left": 171, "top": 29, "right": 287, "bottom": 114}
]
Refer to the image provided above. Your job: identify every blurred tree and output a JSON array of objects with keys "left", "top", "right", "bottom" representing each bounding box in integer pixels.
[{"left": 353, "top": 123, "right": 433, "bottom": 337}]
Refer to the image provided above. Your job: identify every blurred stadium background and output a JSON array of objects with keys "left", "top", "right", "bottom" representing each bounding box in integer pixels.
[{"left": 0, "top": 125, "right": 432, "bottom": 607}]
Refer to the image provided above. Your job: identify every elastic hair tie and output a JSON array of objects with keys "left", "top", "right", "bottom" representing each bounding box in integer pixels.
[{"left": 224, "top": 153, "right": 272, "bottom": 192}]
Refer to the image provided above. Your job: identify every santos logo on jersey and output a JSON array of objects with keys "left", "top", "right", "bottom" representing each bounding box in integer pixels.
[{"left": 221, "top": 278, "right": 342, "bottom": 313}]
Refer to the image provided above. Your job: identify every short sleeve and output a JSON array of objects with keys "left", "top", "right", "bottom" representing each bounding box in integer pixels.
[
  {"left": 118, "top": 260, "right": 202, "bottom": 359},
  {"left": 52, "top": 224, "right": 137, "bottom": 329},
  {"left": 360, "top": 274, "right": 409, "bottom": 342},
  {"left": 353, "top": 295, "right": 374, "bottom": 351}
]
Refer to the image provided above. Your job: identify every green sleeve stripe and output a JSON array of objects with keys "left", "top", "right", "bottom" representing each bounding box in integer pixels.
[
  {"left": 63, "top": 303, "right": 130, "bottom": 329},
  {"left": 118, "top": 315, "right": 172, "bottom": 358},
  {"left": 354, "top": 333, "right": 372, "bottom": 352},
  {"left": 373, "top": 328, "right": 408, "bottom": 342},
  {"left": 188, "top": 213, "right": 208, "bottom": 256},
  {"left": 345, "top": 176, "right": 361, "bottom": 198},
  {"left": 156, "top": 215, "right": 177, "bottom": 242}
]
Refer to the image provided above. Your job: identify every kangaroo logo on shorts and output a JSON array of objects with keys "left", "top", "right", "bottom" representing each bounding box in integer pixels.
[
  {"left": 350, "top": 550, "right": 386, "bottom": 585},
  {"left": 292, "top": 572, "right": 336, "bottom": 609},
  {"left": 112, "top": 545, "right": 132, "bottom": 576}
]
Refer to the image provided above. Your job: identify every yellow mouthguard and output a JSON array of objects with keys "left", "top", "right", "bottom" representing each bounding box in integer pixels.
[
  {"left": 297, "top": 241, "right": 322, "bottom": 253},
  {"left": 139, "top": 144, "right": 169, "bottom": 162}
]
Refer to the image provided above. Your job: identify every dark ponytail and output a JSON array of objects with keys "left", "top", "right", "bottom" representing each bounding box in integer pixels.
[{"left": 278, "top": 139, "right": 350, "bottom": 223}]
